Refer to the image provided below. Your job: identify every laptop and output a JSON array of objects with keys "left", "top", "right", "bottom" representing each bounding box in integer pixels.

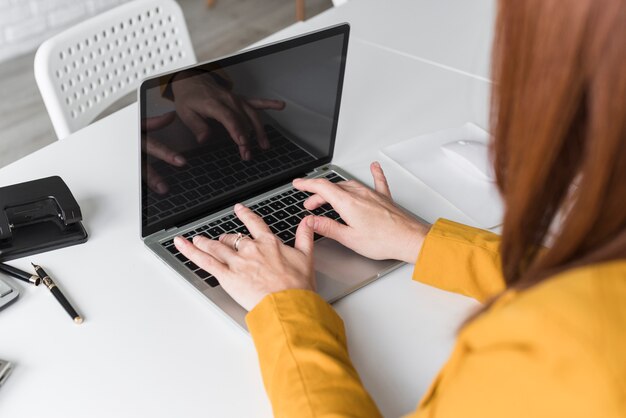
[{"left": 139, "top": 24, "right": 403, "bottom": 330}]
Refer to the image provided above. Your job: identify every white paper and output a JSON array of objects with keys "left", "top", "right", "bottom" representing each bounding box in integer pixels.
[{"left": 381, "top": 123, "right": 503, "bottom": 229}]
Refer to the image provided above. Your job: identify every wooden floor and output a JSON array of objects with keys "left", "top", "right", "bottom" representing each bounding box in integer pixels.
[{"left": 0, "top": 0, "right": 332, "bottom": 168}]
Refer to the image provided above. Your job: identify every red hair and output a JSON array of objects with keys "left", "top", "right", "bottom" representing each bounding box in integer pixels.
[{"left": 490, "top": 0, "right": 626, "bottom": 289}]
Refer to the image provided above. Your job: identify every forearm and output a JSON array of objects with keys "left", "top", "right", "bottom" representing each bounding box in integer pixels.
[{"left": 247, "top": 289, "right": 382, "bottom": 418}]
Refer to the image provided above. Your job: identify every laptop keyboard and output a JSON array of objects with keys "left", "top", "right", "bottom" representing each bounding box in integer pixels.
[
  {"left": 145, "top": 125, "right": 316, "bottom": 226},
  {"left": 160, "top": 171, "right": 346, "bottom": 287}
]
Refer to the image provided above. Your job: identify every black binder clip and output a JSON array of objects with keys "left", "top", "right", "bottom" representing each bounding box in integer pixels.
[{"left": 0, "top": 176, "right": 88, "bottom": 261}]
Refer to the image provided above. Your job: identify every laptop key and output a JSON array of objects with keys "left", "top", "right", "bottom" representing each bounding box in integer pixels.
[
  {"left": 285, "top": 216, "right": 300, "bottom": 226},
  {"left": 284, "top": 238, "right": 295, "bottom": 247},
  {"left": 282, "top": 196, "right": 297, "bottom": 205},
  {"left": 207, "top": 226, "right": 225, "bottom": 237},
  {"left": 274, "top": 210, "right": 289, "bottom": 220},
  {"left": 204, "top": 276, "right": 219, "bottom": 287},
  {"left": 257, "top": 206, "right": 273, "bottom": 216},
  {"left": 235, "top": 226, "right": 250, "bottom": 235},
  {"left": 262, "top": 214, "right": 278, "bottom": 225},
  {"left": 185, "top": 260, "right": 199, "bottom": 271},
  {"left": 175, "top": 253, "right": 188, "bottom": 263},
  {"left": 293, "top": 191, "right": 310, "bottom": 201},
  {"left": 285, "top": 205, "right": 301, "bottom": 215},
  {"left": 274, "top": 221, "right": 290, "bottom": 231},
  {"left": 221, "top": 221, "right": 237, "bottom": 231},
  {"left": 270, "top": 201, "right": 286, "bottom": 210},
  {"left": 277, "top": 230, "right": 294, "bottom": 242}
]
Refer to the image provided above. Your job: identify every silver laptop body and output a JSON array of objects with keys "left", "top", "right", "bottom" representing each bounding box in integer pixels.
[{"left": 139, "top": 24, "right": 403, "bottom": 330}]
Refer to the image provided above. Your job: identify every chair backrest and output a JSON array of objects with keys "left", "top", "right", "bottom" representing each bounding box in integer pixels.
[{"left": 34, "top": 0, "right": 196, "bottom": 139}]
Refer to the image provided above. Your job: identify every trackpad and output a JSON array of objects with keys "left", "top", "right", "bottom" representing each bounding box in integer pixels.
[{"left": 313, "top": 238, "right": 400, "bottom": 302}]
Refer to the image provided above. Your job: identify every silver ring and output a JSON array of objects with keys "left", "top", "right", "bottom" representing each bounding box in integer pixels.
[{"left": 233, "top": 233, "right": 247, "bottom": 252}]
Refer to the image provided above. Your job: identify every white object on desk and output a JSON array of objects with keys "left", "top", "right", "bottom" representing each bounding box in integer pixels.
[
  {"left": 441, "top": 139, "right": 494, "bottom": 182},
  {"left": 0, "top": 277, "right": 19, "bottom": 310},
  {"left": 381, "top": 123, "right": 503, "bottom": 229},
  {"left": 34, "top": 0, "right": 196, "bottom": 139}
]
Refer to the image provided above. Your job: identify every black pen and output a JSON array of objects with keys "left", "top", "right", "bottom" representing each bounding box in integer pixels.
[
  {"left": 0, "top": 262, "right": 41, "bottom": 286},
  {"left": 31, "top": 263, "right": 83, "bottom": 324}
]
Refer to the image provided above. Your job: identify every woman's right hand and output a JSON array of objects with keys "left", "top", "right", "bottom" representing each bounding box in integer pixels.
[{"left": 292, "top": 162, "right": 431, "bottom": 264}]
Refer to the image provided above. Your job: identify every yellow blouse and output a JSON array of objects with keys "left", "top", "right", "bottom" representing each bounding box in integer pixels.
[{"left": 246, "top": 219, "right": 626, "bottom": 417}]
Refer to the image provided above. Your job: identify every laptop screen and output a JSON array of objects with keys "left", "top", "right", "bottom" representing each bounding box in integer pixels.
[{"left": 139, "top": 24, "right": 350, "bottom": 238}]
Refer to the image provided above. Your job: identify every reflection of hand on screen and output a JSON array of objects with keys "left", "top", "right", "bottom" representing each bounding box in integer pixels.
[
  {"left": 171, "top": 71, "right": 285, "bottom": 160},
  {"left": 141, "top": 111, "right": 185, "bottom": 194}
]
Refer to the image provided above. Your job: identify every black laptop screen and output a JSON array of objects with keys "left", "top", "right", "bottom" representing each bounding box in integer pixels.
[{"left": 140, "top": 25, "right": 349, "bottom": 237}]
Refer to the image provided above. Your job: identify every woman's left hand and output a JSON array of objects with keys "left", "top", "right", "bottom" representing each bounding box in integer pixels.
[{"left": 174, "top": 203, "right": 316, "bottom": 311}]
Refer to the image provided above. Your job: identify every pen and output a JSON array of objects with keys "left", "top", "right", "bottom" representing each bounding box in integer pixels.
[
  {"left": 0, "top": 262, "right": 41, "bottom": 286},
  {"left": 31, "top": 263, "right": 83, "bottom": 324}
]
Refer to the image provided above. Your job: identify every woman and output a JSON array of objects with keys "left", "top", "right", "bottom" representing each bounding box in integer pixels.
[{"left": 174, "top": 0, "right": 626, "bottom": 416}]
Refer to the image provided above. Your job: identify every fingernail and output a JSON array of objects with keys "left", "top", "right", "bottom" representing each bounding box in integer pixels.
[
  {"left": 306, "top": 217, "right": 315, "bottom": 228},
  {"left": 192, "top": 235, "right": 201, "bottom": 243},
  {"left": 174, "top": 155, "right": 186, "bottom": 165},
  {"left": 234, "top": 203, "right": 243, "bottom": 211},
  {"left": 373, "top": 161, "right": 381, "bottom": 168},
  {"left": 293, "top": 178, "right": 301, "bottom": 183},
  {"left": 174, "top": 236, "right": 185, "bottom": 246},
  {"left": 156, "top": 182, "right": 167, "bottom": 194},
  {"left": 244, "top": 150, "right": 252, "bottom": 160}
]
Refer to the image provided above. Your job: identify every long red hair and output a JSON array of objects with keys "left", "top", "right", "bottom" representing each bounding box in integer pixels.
[{"left": 491, "top": 0, "right": 626, "bottom": 290}]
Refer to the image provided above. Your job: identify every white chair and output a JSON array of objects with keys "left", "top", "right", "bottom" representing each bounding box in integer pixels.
[{"left": 34, "top": 0, "right": 196, "bottom": 139}]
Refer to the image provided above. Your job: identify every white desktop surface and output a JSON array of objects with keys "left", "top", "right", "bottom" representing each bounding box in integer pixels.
[
  {"left": 251, "top": 0, "right": 495, "bottom": 80},
  {"left": 0, "top": 2, "right": 494, "bottom": 417}
]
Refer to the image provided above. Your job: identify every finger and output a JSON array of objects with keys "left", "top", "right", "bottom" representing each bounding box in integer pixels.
[
  {"left": 142, "top": 111, "right": 176, "bottom": 131},
  {"left": 234, "top": 203, "right": 271, "bottom": 238},
  {"left": 241, "top": 101, "right": 270, "bottom": 150},
  {"left": 311, "top": 216, "right": 351, "bottom": 246},
  {"left": 146, "top": 165, "right": 169, "bottom": 194},
  {"left": 199, "top": 101, "right": 252, "bottom": 160},
  {"left": 179, "top": 108, "right": 212, "bottom": 143},
  {"left": 303, "top": 194, "right": 327, "bottom": 210},
  {"left": 174, "top": 236, "right": 228, "bottom": 276},
  {"left": 246, "top": 98, "right": 286, "bottom": 110},
  {"left": 371, "top": 161, "right": 391, "bottom": 198},
  {"left": 144, "top": 137, "right": 186, "bottom": 166},
  {"left": 192, "top": 235, "right": 237, "bottom": 264},
  {"left": 292, "top": 178, "right": 350, "bottom": 209},
  {"left": 219, "top": 233, "right": 253, "bottom": 252},
  {"left": 295, "top": 216, "right": 315, "bottom": 256}
]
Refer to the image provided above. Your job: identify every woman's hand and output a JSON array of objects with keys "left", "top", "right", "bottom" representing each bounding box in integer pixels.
[
  {"left": 171, "top": 72, "right": 285, "bottom": 160},
  {"left": 142, "top": 111, "right": 186, "bottom": 194},
  {"left": 293, "top": 162, "right": 430, "bottom": 264},
  {"left": 174, "top": 203, "right": 316, "bottom": 311}
]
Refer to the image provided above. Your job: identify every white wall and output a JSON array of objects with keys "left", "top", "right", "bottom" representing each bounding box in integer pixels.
[{"left": 0, "top": 0, "right": 131, "bottom": 63}]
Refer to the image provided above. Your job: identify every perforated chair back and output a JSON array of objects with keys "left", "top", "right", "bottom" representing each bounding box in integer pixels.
[{"left": 34, "top": 0, "right": 196, "bottom": 139}]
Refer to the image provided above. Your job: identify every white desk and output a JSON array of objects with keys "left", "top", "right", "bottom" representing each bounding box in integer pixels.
[{"left": 0, "top": 2, "right": 493, "bottom": 417}]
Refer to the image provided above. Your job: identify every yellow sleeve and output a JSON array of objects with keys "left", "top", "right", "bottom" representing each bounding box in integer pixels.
[
  {"left": 412, "top": 219, "right": 505, "bottom": 302},
  {"left": 246, "top": 289, "right": 382, "bottom": 418},
  {"left": 409, "top": 282, "right": 622, "bottom": 418}
]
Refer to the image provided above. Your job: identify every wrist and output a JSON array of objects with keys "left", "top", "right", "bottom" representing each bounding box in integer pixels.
[{"left": 398, "top": 221, "right": 431, "bottom": 264}]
